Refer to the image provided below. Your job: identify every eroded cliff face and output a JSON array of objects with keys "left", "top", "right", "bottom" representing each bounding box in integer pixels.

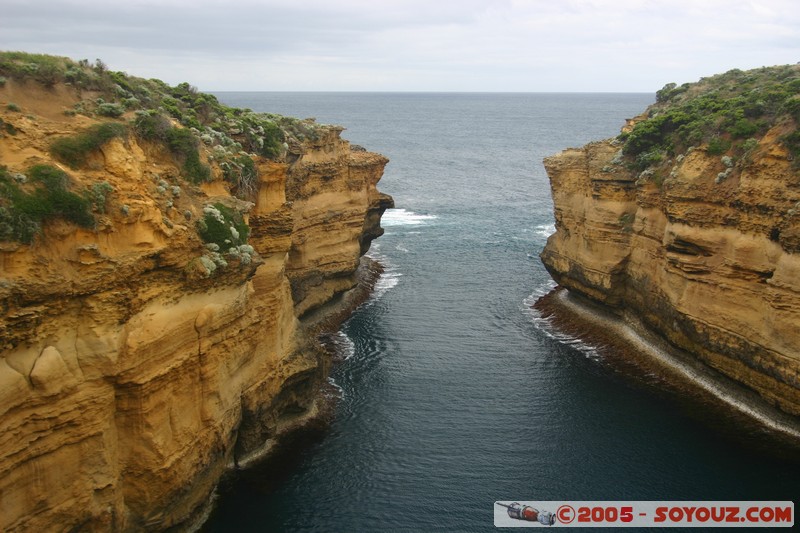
[
  {"left": 541, "top": 120, "right": 800, "bottom": 418},
  {"left": 0, "top": 79, "right": 391, "bottom": 531}
]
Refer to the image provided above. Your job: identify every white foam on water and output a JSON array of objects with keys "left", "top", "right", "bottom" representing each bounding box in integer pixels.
[
  {"left": 365, "top": 243, "right": 401, "bottom": 302},
  {"left": 523, "top": 281, "right": 602, "bottom": 360},
  {"left": 381, "top": 208, "right": 437, "bottom": 227},
  {"left": 330, "top": 330, "right": 356, "bottom": 360},
  {"left": 371, "top": 257, "right": 401, "bottom": 300},
  {"left": 534, "top": 223, "right": 556, "bottom": 238},
  {"left": 326, "top": 377, "right": 345, "bottom": 400},
  {"left": 373, "top": 271, "right": 401, "bottom": 298}
]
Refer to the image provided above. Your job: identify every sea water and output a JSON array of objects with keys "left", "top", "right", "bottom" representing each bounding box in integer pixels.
[{"left": 204, "top": 93, "right": 799, "bottom": 532}]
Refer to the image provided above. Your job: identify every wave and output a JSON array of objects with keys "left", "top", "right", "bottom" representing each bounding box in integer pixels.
[
  {"left": 534, "top": 223, "right": 555, "bottom": 238},
  {"left": 381, "top": 208, "right": 437, "bottom": 227},
  {"left": 367, "top": 244, "right": 401, "bottom": 301},
  {"left": 522, "top": 281, "right": 601, "bottom": 360},
  {"left": 326, "top": 377, "right": 345, "bottom": 400},
  {"left": 328, "top": 330, "right": 356, "bottom": 360}
]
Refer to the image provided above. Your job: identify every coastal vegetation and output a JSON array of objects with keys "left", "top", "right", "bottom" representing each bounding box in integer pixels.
[
  {"left": 50, "top": 122, "right": 128, "bottom": 168},
  {"left": 197, "top": 202, "right": 250, "bottom": 251},
  {"left": 0, "top": 164, "right": 94, "bottom": 242},
  {"left": 0, "top": 51, "right": 337, "bottom": 244},
  {"left": 0, "top": 51, "right": 317, "bottom": 159},
  {"left": 618, "top": 65, "right": 800, "bottom": 175}
]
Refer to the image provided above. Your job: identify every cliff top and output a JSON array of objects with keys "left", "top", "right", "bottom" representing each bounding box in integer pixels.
[
  {"left": 619, "top": 64, "right": 800, "bottom": 175},
  {"left": 0, "top": 52, "right": 343, "bottom": 247},
  {"left": 0, "top": 51, "right": 337, "bottom": 152}
]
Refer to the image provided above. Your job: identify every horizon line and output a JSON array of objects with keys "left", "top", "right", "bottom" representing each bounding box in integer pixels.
[{"left": 209, "top": 89, "right": 655, "bottom": 95}]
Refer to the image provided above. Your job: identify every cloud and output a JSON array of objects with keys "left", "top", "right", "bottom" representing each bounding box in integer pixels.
[{"left": 1, "top": 0, "right": 798, "bottom": 91}]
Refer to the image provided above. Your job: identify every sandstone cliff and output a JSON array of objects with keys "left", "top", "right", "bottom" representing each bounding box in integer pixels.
[
  {"left": 0, "top": 54, "right": 392, "bottom": 531},
  {"left": 541, "top": 65, "right": 800, "bottom": 418}
]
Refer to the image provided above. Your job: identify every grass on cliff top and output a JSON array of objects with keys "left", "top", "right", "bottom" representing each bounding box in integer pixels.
[
  {"left": 2, "top": 52, "right": 310, "bottom": 246},
  {"left": 1, "top": 51, "right": 339, "bottom": 199},
  {"left": 619, "top": 64, "right": 800, "bottom": 171},
  {"left": 0, "top": 51, "right": 329, "bottom": 161}
]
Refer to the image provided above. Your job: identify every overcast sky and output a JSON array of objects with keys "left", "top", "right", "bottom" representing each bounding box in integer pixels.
[{"left": 2, "top": 0, "right": 798, "bottom": 92}]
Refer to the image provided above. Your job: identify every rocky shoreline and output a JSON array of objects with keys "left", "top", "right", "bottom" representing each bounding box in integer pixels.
[
  {"left": 534, "top": 287, "right": 800, "bottom": 449},
  {"left": 194, "top": 256, "right": 385, "bottom": 532}
]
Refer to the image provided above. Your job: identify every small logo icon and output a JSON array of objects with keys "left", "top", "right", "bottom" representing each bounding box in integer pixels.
[
  {"left": 556, "top": 504, "right": 575, "bottom": 524},
  {"left": 496, "top": 502, "right": 556, "bottom": 526}
]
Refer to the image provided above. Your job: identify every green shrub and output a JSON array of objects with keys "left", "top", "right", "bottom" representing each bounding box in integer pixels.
[
  {"left": 197, "top": 203, "right": 249, "bottom": 249},
  {"left": 122, "top": 97, "right": 140, "bottom": 110},
  {"left": 45, "top": 188, "right": 95, "bottom": 227},
  {"left": 0, "top": 53, "right": 69, "bottom": 87},
  {"left": 165, "top": 127, "right": 211, "bottom": 183},
  {"left": 783, "top": 130, "right": 800, "bottom": 165},
  {"left": 0, "top": 206, "right": 39, "bottom": 243},
  {"left": 784, "top": 97, "right": 800, "bottom": 123},
  {"left": 656, "top": 82, "right": 689, "bottom": 103},
  {"left": 634, "top": 149, "right": 666, "bottom": 171},
  {"left": 34, "top": 61, "right": 65, "bottom": 87},
  {"left": 97, "top": 102, "right": 125, "bottom": 117},
  {"left": 740, "top": 138, "right": 759, "bottom": 155},
  {"left": 133, "top": 112, "right": 171, "bottom": 140},
  {"left": 622, "top": 65, "right": 800, "bottom": 170},
  {"left": 1, "top": 119, "right": 17, "bottom": 136},
  {"left": 0, "top": 206, "right": 18, "bottom": 240},
  {"left": 622, "top": 112, "right": 691, "bottom": 157},
  {"left": 109, "top": 71, "right": 133, "bottom": 93},
  {"left": 89, "top": 181, "right": 114, "bottom": 213},
  {"left": 6, "top": 103, "right": 21, "bottom": 112},
  {"left": 50, "top": 122, "right": 128, "bottom": 168},
  {"left": 0, "top": 165, "right": 94, "bottom": 243},
  {"left": 182, "top": 153, "right": 211, "bottom": 183},
  {"left": 221, "top": 154, "right": 258, "bottom": 199},
  {"left": 729, "top": 118, "right": 759, "bottom": 138},
  {"left": 707, "top": 137, "right": 731, "bottom": 155},
  {"left": 165, "top": 126, "right": 197, "bottom": 156},
  {"left": 134, "top": 115, "right": 211, "bottom": 183},
  {"left": 28, "top": 164, "right": 68, "bottom": 189},
  {"left": 258, "top": 120, "right": 283, "bottom": 158},
  {"left": 27, "top": 166, "right": 94, "bottom": 227}
]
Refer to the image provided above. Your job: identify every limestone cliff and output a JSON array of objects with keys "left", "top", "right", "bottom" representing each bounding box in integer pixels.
[
  {"left": 541, "top": 65, "right": 800, "bottom": 418},
  {"left": 0, "top": 54, "right": 392, "bottom": 531}
]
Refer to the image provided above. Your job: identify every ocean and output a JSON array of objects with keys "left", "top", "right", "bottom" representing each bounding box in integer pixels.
[{"left": 203, "top": 93, "right": 799, "bottom": 531}]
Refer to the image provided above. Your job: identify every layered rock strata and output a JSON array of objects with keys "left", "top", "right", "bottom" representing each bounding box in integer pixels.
[
  {"left": 540, "top": 130, "right": 800, "bottom": 418},
  {"left": 0, "top": 81, "right": 392, "bottom": 530}
]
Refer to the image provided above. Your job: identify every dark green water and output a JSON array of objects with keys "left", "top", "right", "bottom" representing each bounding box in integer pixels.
[{"left": 205, "top": 93, "right": 799, "bottom": 532}]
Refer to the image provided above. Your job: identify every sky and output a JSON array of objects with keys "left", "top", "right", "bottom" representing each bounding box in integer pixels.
[{"left": 2, "top": 0, "right": 798, "bottom": 93}]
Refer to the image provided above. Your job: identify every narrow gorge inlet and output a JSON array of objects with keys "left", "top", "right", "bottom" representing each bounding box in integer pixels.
[
  {"left": 206, "top": 86, "right": 800, "bottom": 531},
  {"left": 1, "top": 56, "right": 798, "bottom": 532}
]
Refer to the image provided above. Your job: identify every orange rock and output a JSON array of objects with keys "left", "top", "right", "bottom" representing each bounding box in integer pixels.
[
  {"left": 0, "top": 77, "right": 392, "bottom": 530},
  {"left": 541, "top": 129, "right": 800, "bottom": 419}
]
